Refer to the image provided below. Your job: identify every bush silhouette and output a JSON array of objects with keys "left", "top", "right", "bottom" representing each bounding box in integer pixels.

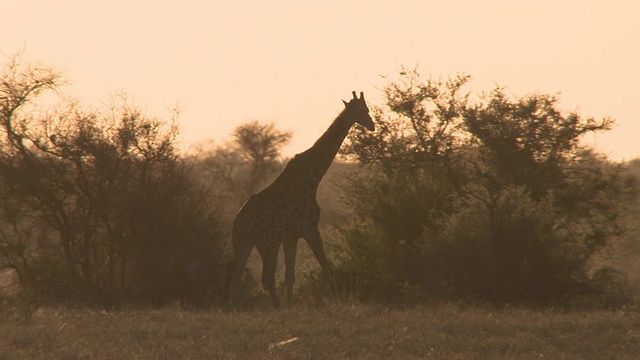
[{"left": 335, "top": 69, "right": 637, "bottom": 306}]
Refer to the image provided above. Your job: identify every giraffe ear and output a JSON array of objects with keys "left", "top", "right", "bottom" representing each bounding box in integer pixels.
[{"left": 342, "top": 99, "right": 348, "bottom": 107}]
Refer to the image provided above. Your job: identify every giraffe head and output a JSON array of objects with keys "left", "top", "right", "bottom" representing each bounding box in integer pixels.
[{"left": 343, "top": 91, "right": 374, "bottom": 131}]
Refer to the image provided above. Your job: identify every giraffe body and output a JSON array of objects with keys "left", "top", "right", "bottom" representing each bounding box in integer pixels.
[{"left": 224, "top": 91, "right": 374, "bottom": 308}]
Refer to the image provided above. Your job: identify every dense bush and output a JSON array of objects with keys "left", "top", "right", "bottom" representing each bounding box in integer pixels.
[
  {"left": 334, "top": 68, "right": 638, "bottom": 307},
  {"left": 0, "top": 57, "right": 227, "bottom": 308},
  {"left": 3, "top": 57, "right": 636, "bottom": 309},
  {"left": 424, "top": 185, "right": 584, "bottom": 303}
]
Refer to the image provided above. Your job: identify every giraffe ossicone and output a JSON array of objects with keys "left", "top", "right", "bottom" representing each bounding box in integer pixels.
[{"left": 223, "top": 91, "right": 374, "bottom": 308}]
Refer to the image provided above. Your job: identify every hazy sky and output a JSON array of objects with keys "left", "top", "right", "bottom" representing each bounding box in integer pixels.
[{"left": 2, "top": 1, "right": 639, "bottom": 159}]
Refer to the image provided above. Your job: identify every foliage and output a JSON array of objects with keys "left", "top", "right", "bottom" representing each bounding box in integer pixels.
[
  {"left": 336, "top": 68, "right": 637, "bottom": 306},
  {"left": 0, "top": 55, "right": 226, "bottom": 307},
  {"left": 332, "top": 164, "right": 454, "bottom": 301},
  {"left": 2, "top": 54, "right": 636, "bottom": 309},
  {"left": 343, "top": 67, "right": 469, "bottom": 173},
  {"left": 197, "top": 120, "right": 291, "bottom": 205},
  {"left": 463, "top": 88, "right": 614, "bottom": 201},
  {"left": 424, "top": 186, "right": 585, "bottom": 303}
]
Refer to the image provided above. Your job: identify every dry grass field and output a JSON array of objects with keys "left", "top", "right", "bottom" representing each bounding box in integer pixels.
[{"left": 1, "top": 302, "right": 639, "bottom": 359}]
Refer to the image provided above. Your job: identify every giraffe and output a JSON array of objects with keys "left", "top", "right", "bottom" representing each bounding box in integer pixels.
[{"left": 223, "top": 91, "right": 374, "bottom": 308}]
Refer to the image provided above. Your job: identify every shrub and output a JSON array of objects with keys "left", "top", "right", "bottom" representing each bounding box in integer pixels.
[
  {"left": 334, "top": 69, "right": 637, "bottom": 307},
  {"left": 0, "top": 55, "right": 227, "bottom": 308}
]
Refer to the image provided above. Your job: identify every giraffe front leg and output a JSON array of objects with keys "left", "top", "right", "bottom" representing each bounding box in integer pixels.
[
  {"left": 304, "top": 229, "right": 333, "bottom": 301},
  {"left": 283, "top": 239, "right": 298, "bottom": 305},
  {"left": 225, "top": 235, "right": 254, "bottom": 308},
  {"left": 260, "top": 251, "right": 281, "bottom": 309}
]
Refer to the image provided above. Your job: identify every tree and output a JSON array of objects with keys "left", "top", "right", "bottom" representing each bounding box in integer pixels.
[
  {"left": 463, "top": 89, "right": 614, "bottom": 200},
  {"left": 334, "top": 70, "right": 468, "bottom": 300},
  {"left": 335, "top": 68, "right": 637, "bottom": 306},
  {"left": 448, "top": 90, "right": 634, "bottom": 303},
  {"left": 344, "top": 67, "right": 469, "bottom": 174},
  {"left": 0, "top": 55, "right": 226, "bottom": 307},
  {"left": 199, "top": 120, "right": 291, "bottom": 202}
]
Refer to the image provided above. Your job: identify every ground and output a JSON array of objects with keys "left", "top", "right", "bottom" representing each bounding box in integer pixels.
[{"left": 1, "top": 303, "right": 640, "bottom": 359}]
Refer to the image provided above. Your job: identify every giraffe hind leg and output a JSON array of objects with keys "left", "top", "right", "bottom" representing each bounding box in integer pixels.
[{"left": 283, "top": 239, "right": 298, "bottom": 305}]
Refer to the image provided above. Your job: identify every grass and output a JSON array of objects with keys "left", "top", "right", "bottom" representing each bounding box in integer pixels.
[{"left": 2, "top": 302, "right": 640, "bottom": 359}]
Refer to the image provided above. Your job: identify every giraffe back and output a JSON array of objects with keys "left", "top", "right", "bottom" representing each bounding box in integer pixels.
[{"left": 232, "top": 155, "right": 322, "bottom": 249}]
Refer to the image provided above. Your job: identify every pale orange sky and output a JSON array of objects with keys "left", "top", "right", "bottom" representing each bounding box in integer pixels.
[{"left": 2, "top": 0, "right": 639, "bottom": 160}]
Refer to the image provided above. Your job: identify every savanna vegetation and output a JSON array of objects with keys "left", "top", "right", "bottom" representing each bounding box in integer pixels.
[
  {"left": 0, "top": 56, "right": 227, "bottom": 309},
  {"left": 2, "top": 54, "right": 640, "bottom": 359},
  {"left": 1, "top": 56, "right": 639, "bottom": 315},
  {"left": 331, "top": 68, "right": 639, "bottom": 308},
  {"left": 0, "top": 57, "right": 640, "bottom": 309}
]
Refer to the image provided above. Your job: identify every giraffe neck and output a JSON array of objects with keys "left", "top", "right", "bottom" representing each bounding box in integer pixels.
[
  {"left": 313, "top": 108, "right": 354, "bottom": 159},
  {"left": 293, "top": 108, "right": 355, "bottom": 183}
]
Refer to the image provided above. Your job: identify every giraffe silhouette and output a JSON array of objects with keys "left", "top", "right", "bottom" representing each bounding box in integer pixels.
[{"left": 223, "top": 91, "right": 374, "bottom": 308}]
